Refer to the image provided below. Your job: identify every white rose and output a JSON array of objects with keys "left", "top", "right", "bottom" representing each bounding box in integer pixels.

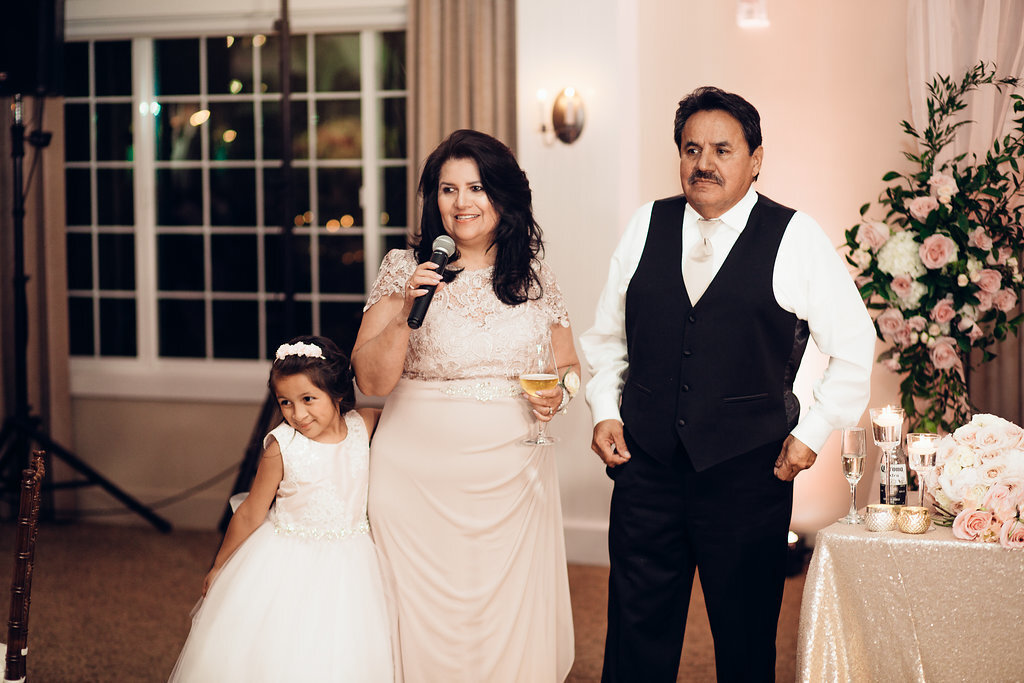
[{"left": 851, "top": 248, "right": 872, "bottom": 268}]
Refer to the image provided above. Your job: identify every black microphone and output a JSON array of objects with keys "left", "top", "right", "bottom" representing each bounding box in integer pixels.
[{"left": 407, "top": 235, "right": 456, "bottom": 329}]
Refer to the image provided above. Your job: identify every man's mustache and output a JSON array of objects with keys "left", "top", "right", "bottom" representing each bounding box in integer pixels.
[{"left": 689, "top": 170, "right": 723, "bottom": 185}]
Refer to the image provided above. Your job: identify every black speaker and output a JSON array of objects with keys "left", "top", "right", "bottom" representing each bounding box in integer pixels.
[{"left": 0, "top": 0, "right": 66, "bottom": 97}]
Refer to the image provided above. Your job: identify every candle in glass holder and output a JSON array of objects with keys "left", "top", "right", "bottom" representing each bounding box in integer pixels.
[{"left": 871, "top": 406, "right": 903, "bottom": 447}]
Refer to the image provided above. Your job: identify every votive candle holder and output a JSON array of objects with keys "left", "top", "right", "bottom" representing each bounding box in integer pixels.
[
  {"left": 897, "top": 505, "right": 931, "bottom": 534},
  {"left": 865, "top": 503, "right": 899, "bottom": 532}
]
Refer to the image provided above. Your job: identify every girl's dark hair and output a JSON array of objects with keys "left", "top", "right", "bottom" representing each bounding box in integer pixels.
[
  {"left": 268, "top": 335, "right": 355, "bottom": 414},
  {"left": 414, "top": 129, "right": 544, "bottom": 305}
]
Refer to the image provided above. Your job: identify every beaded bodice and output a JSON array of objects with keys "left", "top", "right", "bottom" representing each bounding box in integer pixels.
[
  {"left": 365, "top": 249, "right": 570, "bottom": 382},
  {"left": 264, "top": 412, "right": 370, "bottom": 541}
]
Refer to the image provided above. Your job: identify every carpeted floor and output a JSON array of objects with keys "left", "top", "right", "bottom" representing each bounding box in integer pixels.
[{"left": 0, "top": 522, "right": 805, "bottom": 682}]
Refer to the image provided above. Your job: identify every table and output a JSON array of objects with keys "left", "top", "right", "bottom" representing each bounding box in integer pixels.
[{"left": 796, "top": 521, "right": 1024, "bottom": 682}]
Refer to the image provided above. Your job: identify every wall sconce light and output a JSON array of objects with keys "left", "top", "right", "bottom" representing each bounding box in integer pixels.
[
  {"left": 736, "top": 0, "right": 770, "bottom": 28},
  {"left": 537, "top": 87, "right": 585, "bottom": 145}
]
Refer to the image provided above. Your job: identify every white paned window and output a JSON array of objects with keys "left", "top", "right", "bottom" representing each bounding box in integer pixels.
[{"left": 64, "top": 27, "right": 407, "bottom": 401}]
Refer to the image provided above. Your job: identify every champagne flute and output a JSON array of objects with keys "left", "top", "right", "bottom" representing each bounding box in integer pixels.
[
  {"left": 519, "top": 341, "right": 559, "bottom": 446},
  {"left": 870, "top": 406, "right": 905, "bottom": 505},
  {"left": 906, "top": 432, "right": 939, "bottom": 507},
  {"left": 839, "top": 427, "right": 866, "bottom": 524}
]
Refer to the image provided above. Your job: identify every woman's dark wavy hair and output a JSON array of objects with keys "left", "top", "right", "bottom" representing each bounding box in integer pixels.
[
  {"left": 414, "top": 129, "right": 544, "bottom": 305},
  {"left": 268, "top": 335, "right": 355, "bottom": 415}
]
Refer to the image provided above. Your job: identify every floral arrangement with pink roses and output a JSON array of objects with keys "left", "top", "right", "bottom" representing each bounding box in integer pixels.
[
  {"left": 924, "top": 413, "right": 1024, "bottom": 548},
  {"left": 845, "top": 63, "right": 1024, "bottom": 432}
]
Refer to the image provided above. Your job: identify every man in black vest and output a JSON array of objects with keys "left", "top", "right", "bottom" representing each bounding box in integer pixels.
[{"left": 580, "top": 87, "right": 875, "bottom": 681}]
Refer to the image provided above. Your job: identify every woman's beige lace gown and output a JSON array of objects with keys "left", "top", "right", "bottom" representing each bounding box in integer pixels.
[{"left": 365, "top": 250, "right": 574, "bottom": 682}]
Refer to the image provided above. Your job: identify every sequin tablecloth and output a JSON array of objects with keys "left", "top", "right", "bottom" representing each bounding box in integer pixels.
[{"left": 796, "top": 522, "right": 1024, "bottom": 682}]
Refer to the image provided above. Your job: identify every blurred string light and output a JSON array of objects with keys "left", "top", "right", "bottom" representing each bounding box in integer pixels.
[
  {"left": 229, "top": 79, "right": 243, "bottom": 94},
  {"left": 253, "top": 34, "right": 267, "bottom": 47},
  {"left": 190, "top": 110, "right": 210, "bottom": 127},
  {"left": 222, "top": 129, "right": 237, "bottom": 143},
  {"left": 226, "top": 36, "right": 235, "bottom": 48}
]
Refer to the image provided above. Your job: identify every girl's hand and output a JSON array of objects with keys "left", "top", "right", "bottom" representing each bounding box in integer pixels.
[
  {"left": 202, "top": 566, "right": 221, "bottom": 597},
  {"left": 524, "top": 386, "right": 564, "bottom": 423},
  {"left": 402, "top": 261, "right": 445, "bottom": 315}
]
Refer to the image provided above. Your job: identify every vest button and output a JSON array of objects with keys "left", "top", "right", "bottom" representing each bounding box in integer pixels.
[
  {"left": 677, "top": 419, "right": 686, "bottom": 427},
  {"left": 681, "top": 384, "right": 689, "bottom": 392},
  {"left": 683, "top": 349, "right": 692, "bottom": 357},
  {"left": 687, "top": 314, "right": 696, "bottom": 323}
]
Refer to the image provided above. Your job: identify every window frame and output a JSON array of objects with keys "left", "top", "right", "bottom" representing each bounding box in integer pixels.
[{"left": 65, "top": 6, "right": 407, "bottom": 402}]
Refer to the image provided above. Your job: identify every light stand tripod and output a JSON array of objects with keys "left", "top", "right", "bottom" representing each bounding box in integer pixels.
[{"left": 0, "top": 94, "right": 171, "bottom": 533}]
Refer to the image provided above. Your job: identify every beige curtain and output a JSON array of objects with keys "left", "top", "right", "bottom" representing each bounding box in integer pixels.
[
  {"left": 0, "top": 96, "right": 74, "bottom": 494},
  {"left": 906, "top": 0, "right": 1024, "bottom": 424},
  {"left": 407, "top": 0, "right": 517, "bottom": 237}
]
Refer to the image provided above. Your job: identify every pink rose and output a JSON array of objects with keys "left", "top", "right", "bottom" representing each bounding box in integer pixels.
[
  {"left": 892, "top": 325, "right": 913, "bottom": 348},
  {"left": 974, "top": 268, "right": 1002, "bottom": 293},
  {"left": 994, "top": 289, "right": 1018, "bottom": 312},
  {"left": 909, "top": 196, "right": 940, "bottom": 222},
  {"left": 999, "top": 519, "right": 1024, "bottom": 549},
  {"left": 953, "top": 509, "right": 995, "bottom": 540},
  {"left": 930, "top": 298, "right": 956, "bottom": 323},
  {"left": 854, "top": 275, "right": 872, "bottom": 288},
  {"left": 882, "top": 354, "right": 901, "bottom": 371},
  {"left": 929, "top": 337, "right": 961, "bottom": 371},
  {"left": 856, "top": 221, "right": 891, "bottom": 250},
  {"left": 919, "top": 234, "right": 958, "bottom": 269},
  {"left": 928, "top": 172, "right": 958, "bottom": 200},
  {"left": 998, "top": 247, "right": 1013, "bottom": 264},
  {"left": 983, "top": 483, "right": 1021, "bottom": 523},
  {"left": 969, "top": 227, "right": 994, "bottom": 251},
  {"left": 907, "top": 315, "right": 927, "bottom": 332},
  {"left": 876, "top": 308, "right": 905, "bottom": 341},
  {"left": 975, "top": 290, "right": 994, "bottom": 311},
  {"left": 890, "top": 275, "right": 913, "bottom": 299}
]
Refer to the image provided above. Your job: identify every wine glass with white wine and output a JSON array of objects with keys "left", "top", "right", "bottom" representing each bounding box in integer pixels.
[
  {"left": 839, "top": 426, "right": 866, "bottom": 524},
  {"left": 519, "top": 341, "right": 560, "bottom": 446}
]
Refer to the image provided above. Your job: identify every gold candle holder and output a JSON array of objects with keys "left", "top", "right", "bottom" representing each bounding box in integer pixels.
[
  {"left": 865, "top": 503, "right": 899, "bottom": 532},
  {"left": 897, "top": 505, "right": 931, "bottom": 534}
]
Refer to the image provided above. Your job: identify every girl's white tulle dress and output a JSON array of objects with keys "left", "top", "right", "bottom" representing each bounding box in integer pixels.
[{"left": 169, "top": 412, "right": 395, "bottom": 682}]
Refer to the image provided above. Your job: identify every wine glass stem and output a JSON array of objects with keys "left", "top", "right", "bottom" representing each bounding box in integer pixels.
[
  {"left": 849, "top": 482, "right": 857, "bottom": 517},
  {"left": 919, "top": 481, "right": 925, "bottom": 507}
]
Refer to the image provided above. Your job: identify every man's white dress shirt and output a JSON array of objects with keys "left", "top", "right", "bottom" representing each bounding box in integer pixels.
[{"left": 579, "top": 187, "right": 876, "bottom": 454}]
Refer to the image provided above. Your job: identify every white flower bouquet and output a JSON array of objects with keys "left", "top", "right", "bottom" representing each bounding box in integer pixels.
[{"left": 925, "top": 413, "right": 1024, "bottom": 548}]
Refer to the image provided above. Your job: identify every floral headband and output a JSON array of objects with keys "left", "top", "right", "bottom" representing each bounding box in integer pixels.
[{"left": 275, "top": 341, "right": 324, "bottom": 361}]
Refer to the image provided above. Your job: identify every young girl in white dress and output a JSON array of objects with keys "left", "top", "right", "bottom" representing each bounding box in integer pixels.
[{"left": 169, "top": 335, "right": 395, "bottom": 682}]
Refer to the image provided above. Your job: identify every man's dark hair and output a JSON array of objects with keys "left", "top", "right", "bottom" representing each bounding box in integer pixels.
[{"left": 673, "top": 86, "right": 763, "bottom": 155}]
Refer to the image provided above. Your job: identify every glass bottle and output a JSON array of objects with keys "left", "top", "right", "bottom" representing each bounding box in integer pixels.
[{"left": 879, "top": 444, "right": 908, "bottom": 505}]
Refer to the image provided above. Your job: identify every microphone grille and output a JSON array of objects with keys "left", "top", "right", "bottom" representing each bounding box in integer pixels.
[{"left": 432, "top": 235, "right": 457, "bottom": 257}]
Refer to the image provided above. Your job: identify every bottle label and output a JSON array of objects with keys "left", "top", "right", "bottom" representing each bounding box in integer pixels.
[{"left": 890, "top": 464, "right": 908, "bottom": 486}]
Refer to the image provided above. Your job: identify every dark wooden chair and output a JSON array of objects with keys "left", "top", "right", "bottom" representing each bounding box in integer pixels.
[{"left": 4, "top": 451, "right": 45, "bottom": 683}]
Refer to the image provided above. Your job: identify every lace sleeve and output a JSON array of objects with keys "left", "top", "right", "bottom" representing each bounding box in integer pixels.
[
  {"left": 536, "top": 260, "right": 571, "bottom": 328},
  {"left": 364, "top": 249, "right": 416, "bottom": 311}
]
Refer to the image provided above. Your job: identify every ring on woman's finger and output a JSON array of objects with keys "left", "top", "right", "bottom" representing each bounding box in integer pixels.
[{"left": 548, "top": 407, "right": 554, "bottom": 416}]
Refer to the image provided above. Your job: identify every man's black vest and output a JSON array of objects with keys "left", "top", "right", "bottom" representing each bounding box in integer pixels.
[{"left": 620, "top": 194, "right": 809, "bottom": 471}]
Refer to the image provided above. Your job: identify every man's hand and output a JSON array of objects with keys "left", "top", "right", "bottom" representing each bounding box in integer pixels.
[
  {"left": 774, "top": 435, "right": 817, "bottom": 481},
  {"left": 592, "top": 420, "right": 631, "bottom": 467}
]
